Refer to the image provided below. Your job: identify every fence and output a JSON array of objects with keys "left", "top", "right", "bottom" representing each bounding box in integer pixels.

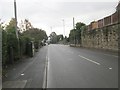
[{"left": 87, "top": 10, "right": 120, "bottom": 30}]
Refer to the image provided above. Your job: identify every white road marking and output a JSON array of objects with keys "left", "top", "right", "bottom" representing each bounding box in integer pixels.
[
  {"left": 103, "top": 54, "right": 118, "bottom": 58},
  {"left": 42, "top": 56, "right": 49, "bottom": 89},
  {"left": 21, "top": 74, "right": 24, "bottom": 76},
  {"left": 47, "top": 57, "right": 50, "bottom": 71},
  {"left": 109, "top": 67, "right": 112, "bottom": 70},
  {"left": 78, "top": 55, "right": 100, "bottom": 65},
  {"left": 42, "top": 64, "right": 47, "bottom": 89}
]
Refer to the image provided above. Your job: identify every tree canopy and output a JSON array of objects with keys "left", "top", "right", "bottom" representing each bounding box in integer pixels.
[
  {"left": 22, "top": 28, "right": 48, "bottom": 42},
  {"left": 69, "top": 22, "right": 86, "bottom": 44}
]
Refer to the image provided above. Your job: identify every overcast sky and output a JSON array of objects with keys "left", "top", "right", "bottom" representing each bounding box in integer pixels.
[{"left": 0, "top": 0, "right": 119, "bottom": 37}]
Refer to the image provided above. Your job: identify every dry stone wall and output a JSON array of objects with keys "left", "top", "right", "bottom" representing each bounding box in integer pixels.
[{"left": 81, "top": 23, "right": 119, "bottom": 51}]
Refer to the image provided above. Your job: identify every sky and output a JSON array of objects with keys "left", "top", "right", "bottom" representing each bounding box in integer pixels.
[{"left": 0, "top": 0, "right": 119, "bottom": 37}]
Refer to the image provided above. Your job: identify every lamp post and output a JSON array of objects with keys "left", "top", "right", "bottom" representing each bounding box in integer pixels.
[
  {"left": 62, "top": 19, "right": 65, "bottom": 37},
  {"left": 62, "top": 19, "right": 65, "bottom": 44},
  {"left": 14, "top": 0, "right": 20, "bottom": 59},
  {"left": 14, "top": 0, "right": 19, "bottom": 39},
  {"left": 73, "top": 17, "right": 76, "bottom": 46}
]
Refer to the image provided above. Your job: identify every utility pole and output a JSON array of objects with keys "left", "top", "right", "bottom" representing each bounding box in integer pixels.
[
  {"left": 73, "top": 17, "right": 75, "bottom": 29},
  {"left": 14, "top": 0, "right": 20, "bottom": 59},
  {"left": 73, "top": 17, "right": 76, "bottom": 45},
  {"left": 62, "top": 19, "right": 65, "bottom": 44},
  {"left": 14, "top": 0, "right": 19, "bottom": 39}
]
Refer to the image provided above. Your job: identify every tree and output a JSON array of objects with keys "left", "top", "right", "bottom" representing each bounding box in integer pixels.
[
  {"left": 19, "top": 19, "right": 33, "bottom": 32},
  {"left": 22, "top": 28, "right": 48, "bottom": 49},
  {"left": 6, "top": 18, "right": 16, "bottom": 34},
  {"left": 24, "top": 19, "right": 33, "bottom": 31},
  {"left": 69, "top": 22, "right": 86, "bottom": 44},
  {"left": 69, "top": 29, "right": 75, "bottom": 44},
  {"left": 50, "top": 32, "right": 58, "bottom": 44},
  {"left": 75, "top": 22, "right": 86, "bottom": 44},
  {"left": 23, "top": 28, "right": 47, "bottom": 41},
  {"left": 0, "top": 19, "right": 4, "bottom": 29},
  {"left": 57, "top": 34, "right": 63, "bottom": 41},
  {"left": 2, "top": 18, "right": 48, "bottom": 66},
  {"left": 2, "top": 30, "right": 8, "bottom": 66},
  {"left": 5, "top": 18, "right": 20, "bottom": 61}
]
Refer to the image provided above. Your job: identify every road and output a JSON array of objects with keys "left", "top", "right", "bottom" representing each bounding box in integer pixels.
[
  {"left": 3, "top": 44, "right": 118, "bottom": 88},
  {"left": 47, "top": 44, "right": 118, "bottom": 88}
]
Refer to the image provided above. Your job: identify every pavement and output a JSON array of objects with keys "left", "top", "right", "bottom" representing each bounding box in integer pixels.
[
  {"left": 2, "top": 46, "right": 48, "bottom": 88},
  {"left": 2, "top": 44, "right": 118, "bottom": 88}
]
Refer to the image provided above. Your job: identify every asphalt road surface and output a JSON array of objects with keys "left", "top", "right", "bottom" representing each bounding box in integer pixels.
[
  {"left": 47, "top": 44, "right": 118, "bottom": 88},
  {"left": 3, "top": 44, "right": 118, "bottom": 88}
]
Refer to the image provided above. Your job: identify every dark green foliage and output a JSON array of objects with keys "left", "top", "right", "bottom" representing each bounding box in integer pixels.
[
  {"left": 50, "top": 32, "right": 58, "bottom": 44},
  {"left": 81, "top": 26, "right": 87, "bottom": 37},
  {"left": 22, "top": 28, "right": 48, "bottom": 50},
  {"left": 75, "top": 22, "right": 86, "bottom": 44},
  {"left": 69, "top": 22, "right": 86, "bottom": 44},
  {"left": 7, "top": 33, "right": 20, "bottom": 60},
  {"left": 69, "top": 29, "right": 75, "bottom": 44},
  {"left": 19, "top": 36, "right": 32, "bottom": 56},
  {"left": 22, "top": 28, "right": 48, "bottom": 42},
  {"left": 2, "top": 30, "right": 8, "bottom": 66},
  {"left": 57, "top": 35, "right": 63, "bottom": 41},
  {"left": 34, "top": 41, "right": 39, "bottom": 50},
  {"left": 2, "top": 18, "right": 48, "bottom": 67}
]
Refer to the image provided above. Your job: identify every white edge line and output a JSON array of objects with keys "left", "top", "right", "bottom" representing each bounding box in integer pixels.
[
  {"left": 78, "top": 55, "right": 100, "bottom": 65},
  {"left": 42, "top": 56, "right": 48, "bottom": 89}
]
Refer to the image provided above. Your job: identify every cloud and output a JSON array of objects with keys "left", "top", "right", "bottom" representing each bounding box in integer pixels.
[{"left": 0, "top": 0, "right": 118, "bottom": 36}]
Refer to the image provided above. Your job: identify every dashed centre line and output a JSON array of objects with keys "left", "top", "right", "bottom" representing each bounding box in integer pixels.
[{"left": 78, "top": 55, "right": 100, "bottom": 65}]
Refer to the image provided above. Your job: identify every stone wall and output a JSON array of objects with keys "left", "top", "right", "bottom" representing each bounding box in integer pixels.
[{"left": 81, "top": 23, "right": 119, "bottom": 51}]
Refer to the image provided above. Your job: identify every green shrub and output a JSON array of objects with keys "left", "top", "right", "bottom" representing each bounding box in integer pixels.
[{"left": 2, "top": 30, "right": 8, "bottom": 66}]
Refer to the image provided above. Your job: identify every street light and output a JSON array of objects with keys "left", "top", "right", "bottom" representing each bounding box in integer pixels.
[
  {"left": 14, "top": 0, "right": 20, "bottom": 59},
  {"left": 73, "top": 17, "right": 76, "bottom": 46},
  {"left": 62, "top": 19, "right": 65, "bottom": 37},
  {"left": 14, "top": 0, "right": 19, "bottom": 39},
  {"left": 62, "top": 19, "right": 66, "bottom": 44}
]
